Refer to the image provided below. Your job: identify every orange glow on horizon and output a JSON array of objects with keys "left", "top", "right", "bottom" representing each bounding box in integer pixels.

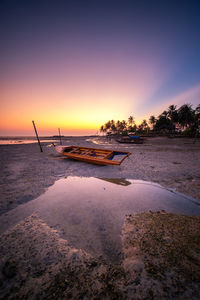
[
  {"left": 1, "top": 55, "right": 199, "bottom": 136},
  {"left": 1, "top": 1, "right": 200, "bottom": 137},
  {"left": 0, "top": 47, "right": 169, "bottom": 137}
]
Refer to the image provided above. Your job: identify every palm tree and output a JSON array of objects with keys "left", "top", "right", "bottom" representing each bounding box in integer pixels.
[
  {"left": 127, "top": 115, "right": 136, "bottom": 133},
  {"left": 194, "top": 104, "right": 200, "bottom": 129},
  {"left": 167, "top": 105, "right": 178, "bottom": 131},
  {"left": 105, "top": 121, "right": 111, "bottom": 132},
  {"left": 116, "top": 120, "right": 122, "bottom": 135},
  {"left": 121, "top": 120, "right": 128, "bottom": 134},
  {"left": 122, "top": 120, "right": 127, "bottom": 128},
  {"left": 160, "top": 110, "right": 168, "bottom": 117},
  {"left": 111, "top": 123, "right": 117, "bottom": 134},
  {"left": 100, "top": 125, "right": 104, "bottom": 134},
  {"left": 193, "top": 104, "right": 200, "bottom": 142},
  {"left": 108, "top": 120, "right": 116, "bottom": 134},
  {"left": 149, "top": 115, "right": 156, "bottom": 130},
  {"left": 141, "top": 119, "right": 149, "bottom": 133},
  {"left": 99, "top": 125, "right": 106, "bottom": 135},
  {"left": 128, "top": 115, "right": 134, "bottom": 126},
  {"left": 154, "top": 116, "right": 173, "bottom": 132},
  {"left": 178, "top": 104, "right": 194, "bottom": 129},
  {"left": 110, "top": 120, "right": 115, "bottom": 126},
  {"left": 137, "top": 119, "right": 148, "bottom": 133},
  {"left": 168, "top": 104, "right": 177, "bottom": 114}
]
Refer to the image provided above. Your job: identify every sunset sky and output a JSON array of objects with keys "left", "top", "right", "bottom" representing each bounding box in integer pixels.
[{"left": 1, "top": 0, "right": 200, "bottom": 136}]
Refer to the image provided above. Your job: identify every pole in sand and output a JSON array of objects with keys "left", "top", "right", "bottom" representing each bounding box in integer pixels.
[
  {"left": 58, "top": 128, "right": 62, "bottom": 145},
  {"left": 32, "top": 120, "right": 43, "bottom": 152}
]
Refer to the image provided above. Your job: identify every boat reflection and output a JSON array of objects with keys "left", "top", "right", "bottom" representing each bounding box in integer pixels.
[
  {"left": 0, "top": 176, "right": 199, "bottom": 263},
  {"left": 98, "top": 178, "right": 131, "bottom": 186}
]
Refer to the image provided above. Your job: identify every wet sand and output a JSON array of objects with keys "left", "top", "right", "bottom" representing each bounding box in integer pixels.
[
  {"left": 1, "top": 176, "right": 199, "bottom": 263},
  {"left": 0, "top": 136, "right": 200, "bottom": 215},
  {"left": 0, "top": 136, "right": 200, "bottom": 298},
  {"left": 0, "top": 212, "right": 199, "bottom": 299}
]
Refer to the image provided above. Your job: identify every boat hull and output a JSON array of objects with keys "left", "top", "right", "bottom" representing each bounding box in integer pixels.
[{"left": 54, "top": 145, "right": 131, "bottom": 165}]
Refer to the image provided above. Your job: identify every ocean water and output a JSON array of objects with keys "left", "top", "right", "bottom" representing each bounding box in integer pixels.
[
  {"left": 0, "top": 135, "right": 102, "bottom": 145},
  {"left": 0, "top": 136, "right": 61, "bottom": 145}
]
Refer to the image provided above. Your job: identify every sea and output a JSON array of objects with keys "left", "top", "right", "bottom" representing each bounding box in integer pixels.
[
  {"left": 0, "top": 135, "right": 100, "bottom": 145},
  {"left": 0, "top": 136, "right": 62, "bottom": 145}
]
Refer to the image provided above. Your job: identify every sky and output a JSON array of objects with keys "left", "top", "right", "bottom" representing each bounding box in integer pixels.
[{"left": 0, "top": 0, "right": 200, "bottom": 136}]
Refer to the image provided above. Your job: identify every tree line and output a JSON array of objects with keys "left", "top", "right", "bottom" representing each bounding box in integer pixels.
[{"left": 100, "top": 103, "right": 200, "bottom": 136}]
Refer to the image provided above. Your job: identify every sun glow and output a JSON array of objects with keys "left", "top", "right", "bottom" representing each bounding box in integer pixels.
[
  {"left": 1, "top": 0, "right": 200, "bottom": 137},
  {"left": 0, "top": 78, "right": 132, "bottom": 135},
  {"left": 0, "top": 95, "right": 129, "bottom": 136}
]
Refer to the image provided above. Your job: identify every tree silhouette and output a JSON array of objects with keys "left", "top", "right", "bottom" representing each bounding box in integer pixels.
[
  {"left": 194, "top": 104, "right": 200, "bottom": 130},
  {"left": 149, "top": 115, "right": 156, "bottom": 130},
  {"left": 155, "top": 116, "right": 174, "bottom": 132},
  {"left": 167, "top": 105, "right": 178, "bottom": 132},
  {"left": 178, "top": 104, "right": 194, "bottom": 129},
  {"left": 99, "top": 103, "right": 199, "bottom": 136},
  {"left": 128, "top": 116, "right": 134, "bottom": 126}
]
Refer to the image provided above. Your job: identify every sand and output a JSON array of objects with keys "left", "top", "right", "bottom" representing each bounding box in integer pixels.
[
  {"left": 0, "top": 136, "right": 200, "bottom": 298},
  {"left": 0, "top": 212, "right": 199, "bottom": 299},
  {"left": 121, "top": 211, "right": 200, "bottom": 299},
  {"left": 0, "top": 136, "right": 200, "bottom": 215}
]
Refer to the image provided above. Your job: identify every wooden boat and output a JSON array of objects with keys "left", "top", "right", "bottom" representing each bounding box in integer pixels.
[
  {"left": 116, "top": 135, "right": 143, "bottom": 144},
  {"left": 53, "top": 144, "right": 131, "bottom": 165}
]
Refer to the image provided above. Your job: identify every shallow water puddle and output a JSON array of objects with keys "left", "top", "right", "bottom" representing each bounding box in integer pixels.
[{"left": 1, "top": 177, "right": 200, "bottom": 263}]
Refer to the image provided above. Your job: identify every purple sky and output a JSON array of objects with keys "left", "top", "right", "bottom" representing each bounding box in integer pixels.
[{"left": 1, "top": 0, "right": 200, "bottom": 135}]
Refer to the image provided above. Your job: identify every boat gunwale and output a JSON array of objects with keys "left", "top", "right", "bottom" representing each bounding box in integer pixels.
[
  {"left": 61, "top": 145, "right": 130, "bottom": 155},
  {"left": 56, "top": 145, "right": 131, "bottom": 165}
]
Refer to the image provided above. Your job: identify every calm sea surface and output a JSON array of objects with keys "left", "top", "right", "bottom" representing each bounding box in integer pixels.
[
  {"left": 0, "top": 136, "right": 98, "bottom": 145},
  {"left": 0, "top": 136, "right": 60, "bottom": 145}
]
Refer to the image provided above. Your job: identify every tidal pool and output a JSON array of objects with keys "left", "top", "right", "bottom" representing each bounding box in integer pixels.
[{"left": 1, "top": 177, "right": 199, "bottom": 263}]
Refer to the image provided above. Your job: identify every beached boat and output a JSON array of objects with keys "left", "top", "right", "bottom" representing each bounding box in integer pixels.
[
  {"left": 116, "top": 135, "right": 143, "bottom": 144},
  {"left": 53, "top": 145, "right": 131, "bottom": 165}
]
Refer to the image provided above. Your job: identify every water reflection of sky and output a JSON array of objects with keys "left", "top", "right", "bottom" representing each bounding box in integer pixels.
[
  {"left": 0, "top": 139, "right": 59, "bottom": 145},
  {"left": 1, "top": 177, "right": 199, "bottom": 263},
  {"left": 86, "top": 137, "right": 113, "bottom": 146}
]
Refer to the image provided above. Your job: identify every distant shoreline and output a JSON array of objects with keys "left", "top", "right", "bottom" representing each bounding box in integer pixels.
[
  {"left": 0, "top": 135, "right": 99, "bottom": 145},
  {"left": 0, "top": 135, "right": 99, "bottom": 139}
]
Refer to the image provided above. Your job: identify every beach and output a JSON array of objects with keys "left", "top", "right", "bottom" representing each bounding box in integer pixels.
[
  {"left": 0, "top": 136, "right": 200, "bottom": 215},
  {"left": 0, "top": 136, "right": 200, "bottom": 299}
]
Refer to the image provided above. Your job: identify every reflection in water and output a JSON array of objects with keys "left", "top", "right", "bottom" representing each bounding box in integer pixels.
[
  {"left": 0, "top": 177, "right": 199, "bottom": 263},
  {"left": 86, "top": 137, "right": 113, "bottom": 146},
  {"left": 98, "top": 178, "right": 131, "bottom": 186},
  {"left": 0, "top": 139, "right": 59, "bottom": 145}
]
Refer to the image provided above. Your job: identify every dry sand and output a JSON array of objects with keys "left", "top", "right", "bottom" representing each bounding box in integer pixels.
[{"left": 0, "top": 136, "right": 200, "bottom": 298}]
